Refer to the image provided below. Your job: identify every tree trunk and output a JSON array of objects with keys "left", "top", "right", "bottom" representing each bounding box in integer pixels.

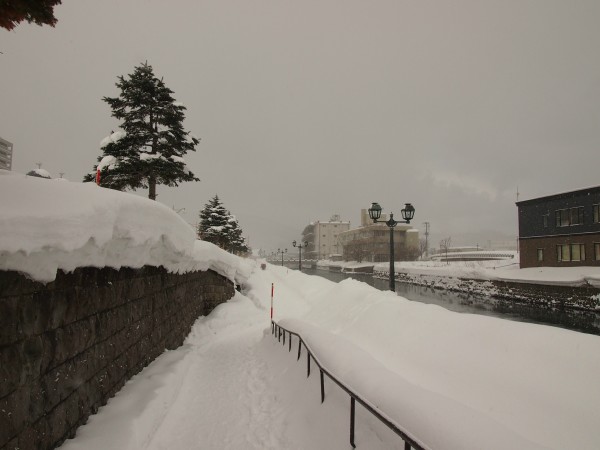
[{"left": 149, "top": 175, "right": 157, "bottom": 200}]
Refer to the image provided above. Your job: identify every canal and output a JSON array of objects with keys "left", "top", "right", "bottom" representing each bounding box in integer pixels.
[{"left": 304, "top": 268, "right": 600, "bottom": 336}]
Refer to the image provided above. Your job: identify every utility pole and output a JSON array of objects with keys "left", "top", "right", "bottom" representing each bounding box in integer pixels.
[{"left": 423, "top": 222, "right": 430, "bottom": 258}]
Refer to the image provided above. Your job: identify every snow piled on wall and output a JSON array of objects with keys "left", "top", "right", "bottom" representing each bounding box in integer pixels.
[{"left": 0, "top": 170, "right": 252, "bottom": 283}]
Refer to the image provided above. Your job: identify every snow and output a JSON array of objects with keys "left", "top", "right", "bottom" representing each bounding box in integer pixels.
[
  {"left": 140, "top": 152, "right": 163, "bottom": 161},
  {"left": 317, "top": 256, "right": 600, "bottom": 287},
  {"left": 99, "top": 130, "right": 126, "bottom": 147},
  {"left": 0, "top": 170, "right": 251, "bottom": 284},
  {"left": 97, "top": 155, "right": 117, "bottom": 171},
  {"left": 28, "top": 168, "right": 52, "bottom": 178},
  {"left": 3, "top": 170, "right": 600, "bottom": 449},
  {"left": 381, "top": 259, "right": 600, "bottom": 287}
]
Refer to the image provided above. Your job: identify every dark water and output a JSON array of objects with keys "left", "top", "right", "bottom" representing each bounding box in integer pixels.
[{"left": 304, "top": 268, "right": 600, "bottom": 336}]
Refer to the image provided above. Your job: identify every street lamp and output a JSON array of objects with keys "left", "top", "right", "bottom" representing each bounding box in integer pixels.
[
  {"left": 292, "top": 240, "right": 308, "bottom": 271},
  {"left": 277, "top": 248, "right": 287, "bottom": 266},
  {"left": 368, "top": 202, "right": 415, "bottom": 291}
]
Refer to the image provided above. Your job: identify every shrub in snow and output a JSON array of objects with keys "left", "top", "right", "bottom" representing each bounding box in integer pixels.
[{"left": 27, "top": 168, "right": 52, "bottom": 179}]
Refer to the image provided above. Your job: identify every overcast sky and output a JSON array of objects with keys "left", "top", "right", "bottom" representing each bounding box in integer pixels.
[{"left": 2, "top": 0, "right": 599, "bottom": 252}]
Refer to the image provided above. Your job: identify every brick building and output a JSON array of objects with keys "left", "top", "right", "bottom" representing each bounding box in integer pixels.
[{"left": 516, "top": 186, "right": 600, "bottom": 268}]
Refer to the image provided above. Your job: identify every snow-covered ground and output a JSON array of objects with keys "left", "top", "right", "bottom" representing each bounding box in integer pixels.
[{"left": 3, "top": 171, "right": 600, "bottom": 449}]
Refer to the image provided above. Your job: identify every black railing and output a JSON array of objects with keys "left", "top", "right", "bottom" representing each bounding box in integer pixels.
[{"left": 271, "top": 321, "right": 427, "bottom": 450}]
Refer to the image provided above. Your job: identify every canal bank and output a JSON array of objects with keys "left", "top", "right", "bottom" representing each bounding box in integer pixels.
[{"left": 305, "top": 268, "right": 600, "bottom": 336}]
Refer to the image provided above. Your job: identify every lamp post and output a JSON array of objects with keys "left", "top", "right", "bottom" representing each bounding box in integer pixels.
[
  {"left": 368, "top": 202, "right": 415, "bottom": 292},
  {"left": 277, "top": 248, "right": 287, "bottom": 266},
  {"left": 292, "top": 240, "right": 308, "bottom": 271}
]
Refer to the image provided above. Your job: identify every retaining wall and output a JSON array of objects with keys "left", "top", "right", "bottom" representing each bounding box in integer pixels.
[
  {"left": 0, "top": 266, "right": 235, "bottom": 450},
  {"left": 384, "top": 271, "right": 600, "bottom": 311}
]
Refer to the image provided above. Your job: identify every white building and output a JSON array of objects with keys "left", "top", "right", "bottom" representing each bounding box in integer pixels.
[
  {"left": 302, "top": 215, "right": 350, "bottom": 260},
  {"left": 0, "top": 137, "right": 13, "bottom": 171}
]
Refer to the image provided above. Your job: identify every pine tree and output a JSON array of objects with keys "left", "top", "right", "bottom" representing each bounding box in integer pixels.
[
  {"left": 84, "top": 62, "right": 200, "bottom": 199},
  {"left": 198, "top": 195, "right": 230, "bottom": 249},
  {"left": 198, "top": 195, "right": 250, "bottom": 255},
  {"left": 0, "top": 0, "right": 62, "bottom": 31},
  {"left": 226, "top": 214, "right": 250, "bottom": 255}
]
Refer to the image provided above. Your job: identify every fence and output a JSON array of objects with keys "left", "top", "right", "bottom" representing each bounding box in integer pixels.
[{"left": 271, "top": 321, "right": 427, "bottom": 449}]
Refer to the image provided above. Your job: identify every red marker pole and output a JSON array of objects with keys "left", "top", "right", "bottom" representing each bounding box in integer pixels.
[{"left": 270, "top": 283, "right": 274, "bottom": 321}]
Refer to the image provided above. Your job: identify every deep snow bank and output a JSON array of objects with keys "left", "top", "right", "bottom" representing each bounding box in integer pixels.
[
  {"left": 0, "top": 170, "right": 253, "bottom": 283},
  {"left": 278, "top": 276, "right": 600, "bottom": 450}
]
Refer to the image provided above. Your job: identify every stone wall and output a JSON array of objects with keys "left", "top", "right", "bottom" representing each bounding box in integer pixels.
[
  {"left": 388, "top": 270, "right": 600, "bottom": 311},
  {"left": 0, "top": 266, "right": 235, "bottom": 450}
]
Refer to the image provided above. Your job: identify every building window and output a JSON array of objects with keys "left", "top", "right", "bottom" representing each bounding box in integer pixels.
[
  {"left": 594, "top": 205, "right": 599, "bottom": 223},
  {"left": 595, "top": 243, "right": 600, "bottom": 261},
  {"left": 570, "top": 207, "right": 584, "bottom": 225},
  {"left": 556, "top": 210, "right": 567, "bottom": 227},
  {"left": 543, "top": 215, "right": 548, "bottom": 228},
  {"left": 537, "top": 249, "right": 544, "bottom": 262},
  {"left": 557, "top": 243, "right": 585, "bottom": 262},
  {"left": 556, "top": 207, "right": 584, "bottom": 227}
]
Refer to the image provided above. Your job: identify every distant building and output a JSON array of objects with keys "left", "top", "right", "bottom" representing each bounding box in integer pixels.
[
  {"left": 338, "top": 209, "right": 419, "bottom": 262},
  {"left": 302, "top": 215, "right": 350, "bottom": 260},
  {"left": 516, "top": 186, "right": 600, "bottom": 268},
  {"left": 0, "top": 137, "right": 13, "bottom": 170}
]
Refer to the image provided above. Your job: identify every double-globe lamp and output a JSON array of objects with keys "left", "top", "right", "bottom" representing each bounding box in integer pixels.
[
  {"left": 292, "top": 240, "right": 308, "bottom": 271},
  {"left": 368, "top": 202, "right": 415, "bottom": 292}
]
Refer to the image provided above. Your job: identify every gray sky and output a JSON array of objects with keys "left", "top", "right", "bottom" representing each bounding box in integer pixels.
[{"left": 2, "top": 0, "right": 599, "bottom": 252}]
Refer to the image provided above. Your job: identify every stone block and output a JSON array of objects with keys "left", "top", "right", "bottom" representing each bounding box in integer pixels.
[
  {"left": 0, "top": 387, "right": 31, "bottom": 447},
  {"left": 0, "top": 299, "right": 21, "bottom": 349},
  {"left": 47, "top": 400, "right": 67, "bottom": 446},
  {"left": 79, "top": 267, "right": 98, "bottom": 288},
  {"left": 0, "top": 345, "right": 23, "bottom": 398},
  {"left": 18, "top": 293, "right": 50, "bottom": 336},
  {"left": 20, "top": 336, "right": 43, "bottom": 385},
  {"left": 0, "top": 271, "right": 45, "bottom": 297},
  {"left": 15, "top": 424, "right": 39, "bottom": 450},
  {"left": 41, "top": 367, "right": 64, "bottom": 413},
  {"left": 27, "top": 381, "right": 45, "bottom": 424}
]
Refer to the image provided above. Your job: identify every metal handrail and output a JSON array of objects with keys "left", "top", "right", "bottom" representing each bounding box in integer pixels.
[{"left": 271, "top": 320, "right": 427, "bottom": 450}]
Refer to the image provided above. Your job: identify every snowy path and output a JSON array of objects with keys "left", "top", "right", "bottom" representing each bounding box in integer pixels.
[
  {"left": 60, "top": 290, "right": 290, "bottom": 450},
  {"left": 145, "top": 318, "right": 286, "bottom": 450}
]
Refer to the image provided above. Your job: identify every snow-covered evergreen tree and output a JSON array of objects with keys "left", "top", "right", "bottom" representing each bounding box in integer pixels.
[
  {"left": 84, "top": 62, "right": 200, "bottom": 200},
  {"left": 198, "top": 195, "right": 230, "bottom": 249},
  {"left": 226, "top": 214, "right": 250, "bottom": 255},
  {"left": 198, "top": 195, "right": 250, "bottom": 255}
]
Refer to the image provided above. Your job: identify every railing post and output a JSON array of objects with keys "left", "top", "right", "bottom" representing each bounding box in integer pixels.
[
  {"left": 350, "top": 397, "right": 356, "bottom": 448},
  {"left": 405, "top": 442, "right": 411, "bottom": 450},
  {"left": 283, "top": 330, "right": 286, "bottom": 346},
  {"left": 271, "top": 322, "right": 274, "bottom": 334},
  {"left": 307, "top": 352, "right": 311, "bottom": 378},
  {"left": 278, "top": 327, "right": 281, "bottom": 342},
  {"left": 320, "top": 370, "right": 325, "bottom": 403},
  {"left": 289, "top": 334, "right": 292, "bottom": 352},
  {"left": 297, "top": 340, "right": 302, "bottom": 360}
]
